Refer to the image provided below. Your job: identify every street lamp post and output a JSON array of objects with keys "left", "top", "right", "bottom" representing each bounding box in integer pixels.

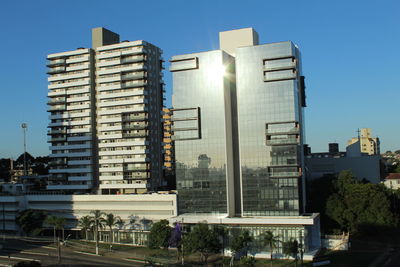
[{"left": 21, "top": 123, "right": 28, "bottom": 176}]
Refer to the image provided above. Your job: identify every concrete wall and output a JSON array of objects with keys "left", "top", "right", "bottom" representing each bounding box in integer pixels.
[
  {"left": 0, "top": 193, "right": 177, "bottom": 231},
  {"left": 306, "top": 155, "right": 381, "bottom": 183}
]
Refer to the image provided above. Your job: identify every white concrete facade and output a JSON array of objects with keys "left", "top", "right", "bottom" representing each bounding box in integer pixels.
[
  {"left": 46, "top": 28, "right": 164, "bottom": 194},
  {"left": 0, "top": 193, "right": 177, "bottom": 232},
  {"left": 96, "top": 41, "right": 164, "bottom": 194},
  {"left": 47, "top": 48, "right": 95, "bottom": 191}
]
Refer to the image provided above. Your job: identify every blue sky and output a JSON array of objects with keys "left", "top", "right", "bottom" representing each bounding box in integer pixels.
[{"left": 0, "top": 0, "right": 399, "bottom": 158}]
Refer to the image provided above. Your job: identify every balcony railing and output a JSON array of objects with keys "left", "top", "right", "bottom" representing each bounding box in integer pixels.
[
  {"left": 121, "top": 72, "right": 145, "bottom": 81},
  {"left": 47, "top": 66, "right": 66, "bottom": 74},
  {"left": 121, "top": 55, "right": 145, "bottom": 64},
  {"left": 47, "top": 58, "right": 66, "bottom": 66},
  {"left": 122, "top": 114, "right": 148, "bottom": 121},
  {"left": 266, "top": 138, "right": 299, "bottom": 145}
]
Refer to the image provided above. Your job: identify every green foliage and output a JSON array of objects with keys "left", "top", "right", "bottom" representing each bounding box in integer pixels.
[
  {"left": 183, "top": 223, "right": 221, "bottom": 265},
  {"left": 261, "top": 231, "right": 279, "bottom": 266},
  {"left": 239, "top": 255, "right": 256, "bottom": 267},
  {"left": 325, "top": 170, "right": 397, "bottom": 234},
  {"left": 148, "top": 219, "right": 172, "bottom": 249},
  {"left": 282, "top": 239, "right": 299, "bottom": 262},
  {"left": 15, "top": 209, "right": 46, "bottom": 236},
  {"left": 78, "top": 215, "right": 92, "bottom": 240},
  {"left": 230, "top": 229, "right": 253, "bottom": 257}
]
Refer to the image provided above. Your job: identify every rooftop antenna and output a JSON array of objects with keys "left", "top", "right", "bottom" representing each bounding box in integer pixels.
[{"left": 21, "top": 123, "right": 28, "bottom": 176}]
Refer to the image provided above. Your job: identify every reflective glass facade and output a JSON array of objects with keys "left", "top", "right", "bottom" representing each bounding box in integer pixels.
[
  {"left": 236, "top": 42, "right": 306, "bottom": 216},
  {"left": 170, "top": 51, "right": 237, "bottom": 215}
]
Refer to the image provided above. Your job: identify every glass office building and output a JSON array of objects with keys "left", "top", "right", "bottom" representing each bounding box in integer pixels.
[
  {"left": 170, "top": 51, "right": 238, "bottom": 215},
  {"left": 236, "top": 41, "right": 306, "bottom": 216}
]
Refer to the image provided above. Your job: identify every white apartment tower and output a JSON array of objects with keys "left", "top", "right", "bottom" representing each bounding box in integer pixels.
[{"left": 47, "top": 28, "right": 164, "bottom": 194}]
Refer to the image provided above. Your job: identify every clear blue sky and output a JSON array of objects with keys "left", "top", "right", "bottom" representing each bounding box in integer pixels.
[{"left": 1, "top": 0, "right": 399, "bottom": 158}]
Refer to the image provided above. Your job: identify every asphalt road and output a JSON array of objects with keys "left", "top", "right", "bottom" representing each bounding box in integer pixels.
[{"left": 0, "top": 237, "right": 143, "bottom": 266}]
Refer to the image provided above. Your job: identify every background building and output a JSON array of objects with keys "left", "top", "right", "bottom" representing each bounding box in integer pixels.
[
  {"left": 347, "top": 128, "right": 380, "bottom": 156},
  {"left": 47, "top": 28, "right": 164, "bottom": 194}
]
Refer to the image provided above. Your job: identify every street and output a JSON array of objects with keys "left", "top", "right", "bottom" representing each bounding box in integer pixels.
[{"left": 0, "top": 237, "right": 143, "bottom": 266}]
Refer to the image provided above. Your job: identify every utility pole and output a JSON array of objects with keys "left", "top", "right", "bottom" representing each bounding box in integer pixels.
[
  {"left": 57, "top": 236, "right": 61, "bottom": 267},
  {"left": 21, "top": 123, "right": 28, "bottom": 176},
  {"left": 181, "top": 218, "right": 184, "bottom": 266},
  {"left": 2, "top": 202, "right": 5, "bottom": 242}
]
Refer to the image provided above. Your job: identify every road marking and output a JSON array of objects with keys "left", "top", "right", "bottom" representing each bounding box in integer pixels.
[
  {"left": 42, "top": 246, "right": 57, "bottom": 250},
  {"left": 73, "top": 251, "right": 101, "bottom": 256},
  {"left": 0, "top": 255, "right": 40, "bottom": 262},
  {"left": 20, "top": 251, "right": 49, "bottom": 256},
  {"left": 124, "top": 258, "right": 146, "bottom": 263}
]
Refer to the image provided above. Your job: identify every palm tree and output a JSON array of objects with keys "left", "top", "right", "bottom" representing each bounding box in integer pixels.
[
  {"left": 104, "top": 213, "right": 122, "bottom": 249},
  {"left": 45, "top": 215, "right": 66, "bottom": 243},
  {"left": 127, "top": 215, "right": 139, "bottom": 230},
  {"left": 90, "top": 210, "right": 106, "bottom": 255},
  {"left": 78, "top": 216, "right": 92, "bottom": 240},
  {"left": 45, "top": 215, "right": 58, "bottom": 243},
  {"left": 140, "top": 218, "right": 153, "bottom": 231},
  {"left": 55, "top": 217, "right": 67, "bottom": 241},
  {"left": 261, "top": 231, "right": 279, "bottom": 267}
]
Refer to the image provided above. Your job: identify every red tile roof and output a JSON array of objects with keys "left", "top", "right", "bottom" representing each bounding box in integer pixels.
[{"left": 386, "top": 173, "right": 400, "bottom": 180}]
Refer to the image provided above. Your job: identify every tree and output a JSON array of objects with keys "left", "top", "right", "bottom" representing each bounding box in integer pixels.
[
  {"left": 326, "top": 171, "right": 397, "bottom": 234},
  {"left": 282, "top": 239, "right": 299, "bottom": 267},
  {"left": 148, "top": 219, "right": 172, "bottom": 249},
  {"left": 261, "top": 231, "right": 279, "bottom": 267},
  {"left": 230, "top": 229, "right": 252, "bottom": 260},
  {"left": 127, "top": 215, "right": 139, "bottom": 230},
  {"left": 45, "top": 215, "right": 66, "bottom": 243},
  {"left": 140, "top": 218, "right": 153, "bottom": 231},
  {"left": 90, "top": 210, "right": 106, "bottom": 255},
  {"left": 16, "top": 209, "right": 46, "bottom": 236},
  {"left": 169, "top": 223, "right": 183, "bottom": 260},
  {"left": 183, "top": 223, "right": 221, "bottom": 265},
  {"left": 16, "top": 152, "right": 34, "bottom": 166},
  {"left": 214, "top": 225, "right": 228, "bottom": 257},
  {"left": 78, "top": 215, "right": 92, "bottom": 240},
  {"left": 104, "top": 213, "right": 122, "bottom": 249}
]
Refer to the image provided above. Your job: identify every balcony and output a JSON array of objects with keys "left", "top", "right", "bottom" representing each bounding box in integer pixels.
[
  {"left": 121, "top": 72, "right": 145, "bottom": 81},
  {"left": 121, "top": 80, "right": 147, "bottom": 89},
  {"left": 121, "top": 114, "right": 148, "bottom": 122},
  {"left": 47, "top": 66, "right": 66, "bottom": 74},
  {"left": 122, "top": 123, "right": 148, "bottom": 130},
  {"left": 47, "top": 129, "right": 66, "bottom": 135},
  {"left": 48, "top": 160, "right": 66, "bottom": 166},
  {"left": 121, "top": 55, "right": 145, "bottom": 64},
  {"left": 269, "top": 171, "right": 300, "bottom": 178},
  {"left": 48, "top": 97, "right": 66, "bottom": 105},
  {"left": 47, "top": 105, "right": 66, "bottom": 112},
  {"left": 124, "top": 173, "right": 150, "bottom": 179},
  {"left": 266, "top": 127, "right": 299, "bottom": 135},
  {"left": 122, "top": 131, "right": 148, "bottom": 138},
  {"left": 48, "top": 136, "right": 67, "bottom": 142},
  {"left": 47, "top": 58, "right": 66, "bottom": 67},
  {"left": 266, "top": 137, "right": 299, "bottom": 146}
]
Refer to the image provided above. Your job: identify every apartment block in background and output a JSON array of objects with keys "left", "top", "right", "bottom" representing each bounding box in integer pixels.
[
  {"left": 47, "top": 28, "right": 164, "bottom": 193},
  {"left": 347, "top": 128, "right": 380, "bottom": 156},
  {"left": 162, "top": 108, "right": 176, "bottom": 189}
]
